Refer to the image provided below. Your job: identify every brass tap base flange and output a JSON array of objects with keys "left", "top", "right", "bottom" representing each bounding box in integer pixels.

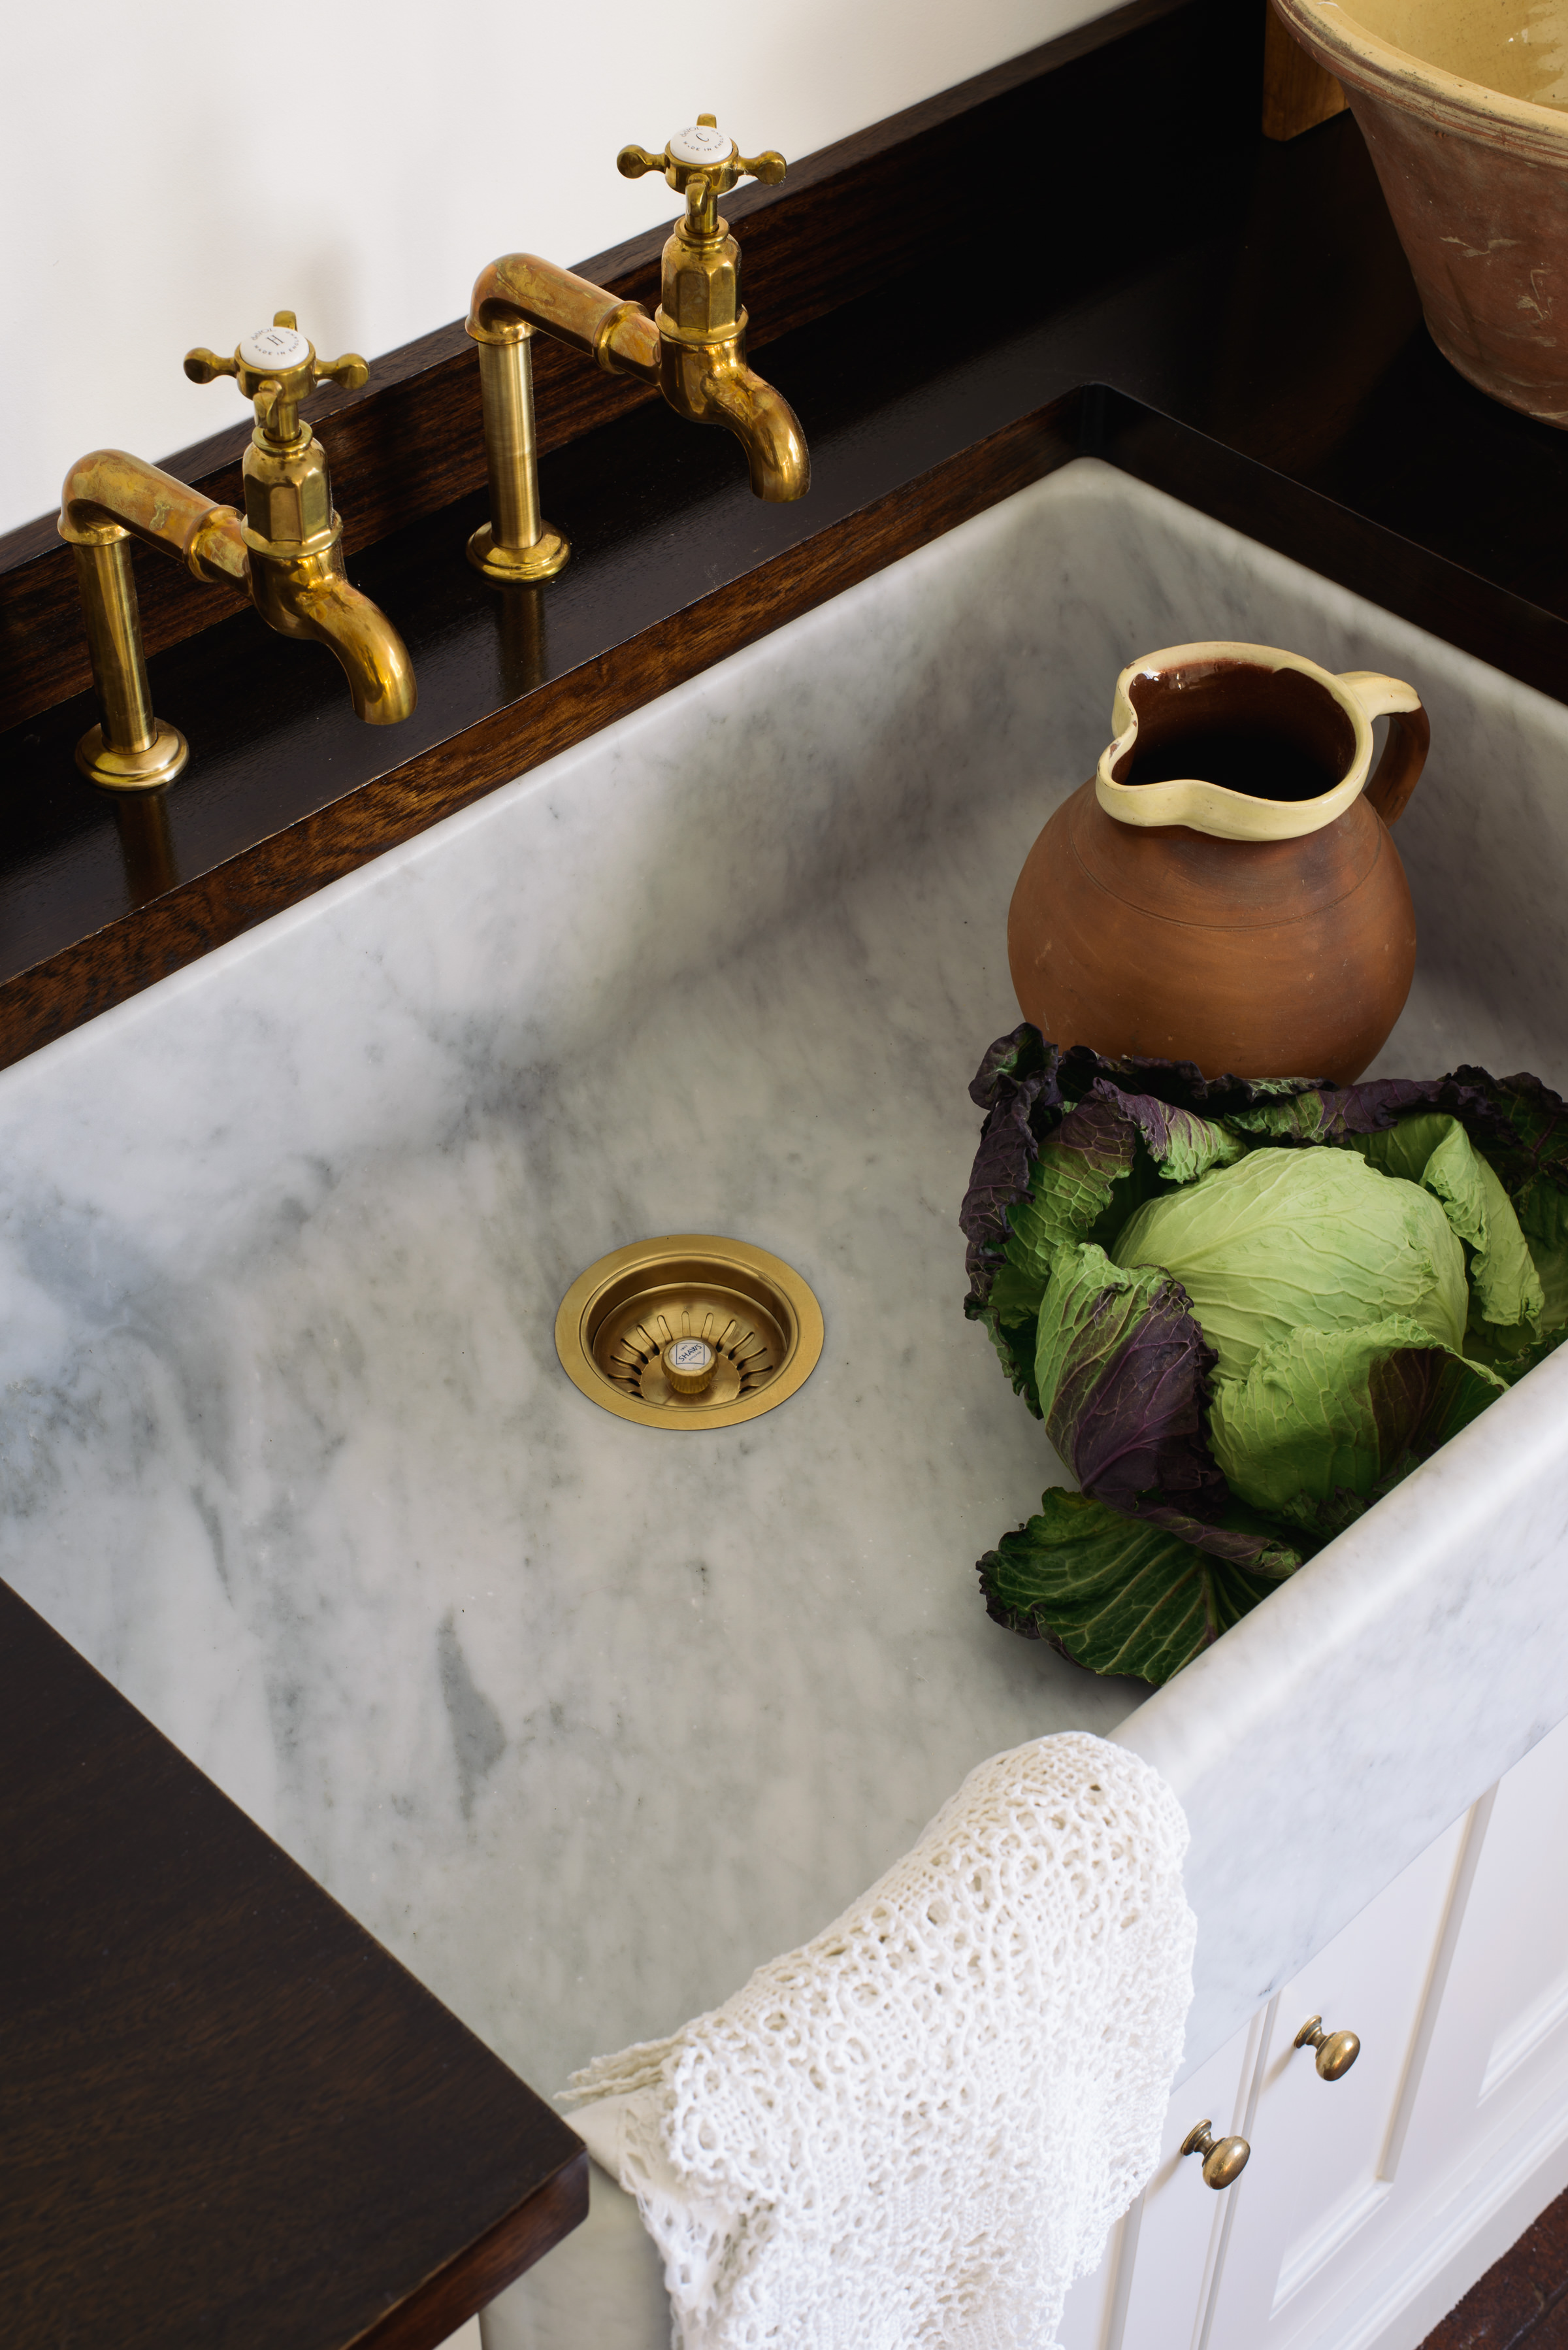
[
  {"left": 467, "top": 520, "right": 570, "bottom": 584},
  {"left": 74, "top": 721, "right": 189, "bottom": 793},
  {"left": 555, "top": 1234, "right": 823, "bottom": 1431}
]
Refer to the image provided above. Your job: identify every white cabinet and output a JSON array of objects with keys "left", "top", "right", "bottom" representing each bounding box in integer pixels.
[
  {"left": 1057, "top": 2015, "right": 1262, "bottom": 2350},
  {"left": 1063, "top": 1715, "right": 1568, "bottom": 2350},
  {"left": 1203, "top": 1815, "right": 1469, "bottom": 2350}
]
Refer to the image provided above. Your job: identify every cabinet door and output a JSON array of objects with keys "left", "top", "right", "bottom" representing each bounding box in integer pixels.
[
  {"left": 1054, "top": 2014, "right": 1263, "bottom": 2350},
  {"left": 1201, "top": 1817, "right": 1469, "bottom": 2349},
  {"left": 1338, "top": 1711, "right": 1568, "bottom": 2348},
  {"left": 1064, "top": 1718, "right": 1568, "bottom": 2350},
  {"left": 1404, "top": 1713, "right": 1568, "bottom": 2185}
]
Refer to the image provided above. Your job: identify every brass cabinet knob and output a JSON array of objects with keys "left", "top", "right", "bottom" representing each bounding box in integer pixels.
[
  {"left": 1181, "top": 2119, "right": 1250, "bottom": 2189},
  {"left": 1294, "top": 2015, "right": 1361, "bottom": 2080}
]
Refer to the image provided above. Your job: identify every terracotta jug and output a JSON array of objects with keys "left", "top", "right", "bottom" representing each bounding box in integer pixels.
[{"left": 1007, "top": 642, "right": 1430, "bottom": 1084}]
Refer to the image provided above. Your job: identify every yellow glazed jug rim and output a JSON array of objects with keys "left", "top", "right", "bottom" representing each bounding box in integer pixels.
[
  {"left": 1094, "top": 641, "right": 1423, "bottom": 842},
  {"left": 1273, "top": 0, "right": 1568, "bottom": 169}
]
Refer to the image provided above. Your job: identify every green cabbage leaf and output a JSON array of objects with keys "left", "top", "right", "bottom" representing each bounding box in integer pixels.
[
  {"left": 1208, "top": 1316, "right": 1505, "bottom": 1528},
  {"left": 978, "top": 1489, "right": 1299, "bottom": 1683},
  {"left": 960, "top": 1031, "right": 1568, "bottom": 1686},
  {"left": 1111, "top": 1148, "right": 1469, "bottom": 1380}
]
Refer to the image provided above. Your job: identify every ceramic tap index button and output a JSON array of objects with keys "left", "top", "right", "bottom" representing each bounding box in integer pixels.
[
  {"left": 663, "top": 1336, "right": 718, "bottom": 1397},
  {"left": 668, "top": 123, "right": 731, "bottom": 166},
  {"left": 238, "top": 324, "right": 312, "bottom": 372}
]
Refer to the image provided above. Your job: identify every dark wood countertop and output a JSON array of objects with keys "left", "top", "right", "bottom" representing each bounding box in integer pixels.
[{"left": 0, "top": 1583, "right": 586, "bottom": 2349}]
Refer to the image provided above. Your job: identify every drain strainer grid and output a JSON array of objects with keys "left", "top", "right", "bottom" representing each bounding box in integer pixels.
[{"left": 555, "top": 1234, "right": 823, "bottom": 1430}]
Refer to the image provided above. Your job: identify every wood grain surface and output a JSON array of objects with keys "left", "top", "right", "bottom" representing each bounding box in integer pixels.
[
  {"left": 0, "top": 397, "right": 1079, "bottom": 1069},
  {"left": 1262, "top": 0, "right": 1346, "bottom": 138},
  {"left": 0, "top": 1579, "right": 587, "bottom": 2350}
]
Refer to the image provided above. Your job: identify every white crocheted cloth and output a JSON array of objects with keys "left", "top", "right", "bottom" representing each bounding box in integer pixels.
[{"left": 565, "top": 1731, "right": 1194, "bottom": 2350}]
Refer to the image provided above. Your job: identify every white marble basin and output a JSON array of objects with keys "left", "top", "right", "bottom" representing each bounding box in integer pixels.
[{"left": 7, "top": 459, "right": 1568, "bottom": 2090}]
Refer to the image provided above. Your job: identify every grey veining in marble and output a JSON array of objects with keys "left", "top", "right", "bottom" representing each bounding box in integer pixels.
[{"left": 5, "top": 457, "right": 1568, "bottom": 2098}]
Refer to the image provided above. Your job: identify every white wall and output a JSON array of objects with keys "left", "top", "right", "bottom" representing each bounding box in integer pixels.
[{"left": 2, "top": 0, "right": 1103, "bottom": 542}]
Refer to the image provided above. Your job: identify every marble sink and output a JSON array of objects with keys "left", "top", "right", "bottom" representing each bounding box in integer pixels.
[{"left": 7, "top": 457, "right": 1568, "bottom": 2096}]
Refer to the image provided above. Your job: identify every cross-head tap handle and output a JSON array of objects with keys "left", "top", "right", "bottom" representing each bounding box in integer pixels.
[
  {"left": 183, "top": 311, "right": 368, "bottom": 444},
  {"left": 618, "top": 115, "right": 785, "bottom": 230}
]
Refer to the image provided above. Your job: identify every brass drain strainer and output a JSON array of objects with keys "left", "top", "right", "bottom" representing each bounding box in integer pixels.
[{"left": 555, "top": 1234, "right": 823, "bottom": 1431}]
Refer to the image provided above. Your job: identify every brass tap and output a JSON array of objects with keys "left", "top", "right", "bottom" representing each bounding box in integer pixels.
[
  {"left": 466, "top": 116, "right": 809, "bottom": 585},
  {"left": 59, "top": 313, "right": 416, "bottom": 792}
]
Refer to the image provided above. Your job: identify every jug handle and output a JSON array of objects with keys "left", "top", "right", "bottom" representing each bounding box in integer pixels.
[{"left": 1339, "top": 672, "right": 1430, "bottom": 829}]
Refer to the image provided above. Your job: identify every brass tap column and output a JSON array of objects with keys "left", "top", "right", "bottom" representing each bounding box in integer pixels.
[
  {"left": 59, "top": 456, "right": 250, "bottom": 791},
  {"left": 62, "top": 527, "right": 187, "bottom": 789},
  {"left": 466, "top": 322, "right": 568, "bottom": 580},
  {"left": 467, "top": 115, "right": 808, "bottom": 587}
]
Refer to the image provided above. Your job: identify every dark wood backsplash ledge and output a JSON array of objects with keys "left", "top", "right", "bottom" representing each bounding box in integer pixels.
[{"left": 7, "top": 0, "right": 1568, "bottom": 1070}]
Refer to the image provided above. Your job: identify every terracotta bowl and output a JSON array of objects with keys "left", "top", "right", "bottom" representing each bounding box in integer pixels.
[{"left": 1273, "top": 0, "right": 1568, "bottom": 425}]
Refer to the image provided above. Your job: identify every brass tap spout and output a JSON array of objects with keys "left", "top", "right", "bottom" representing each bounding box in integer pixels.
[
  {"left": 60, "top": 312, "right": 415, "bottom": 793},
  {"left": 467, "top": 116, "right": 809, "bottom": 584},
  {"left": 685, "top": 365, "right": 808, "bottom": 503},
  {"left": 250, "top": 555, "right": 416, "bottom": 725}
]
